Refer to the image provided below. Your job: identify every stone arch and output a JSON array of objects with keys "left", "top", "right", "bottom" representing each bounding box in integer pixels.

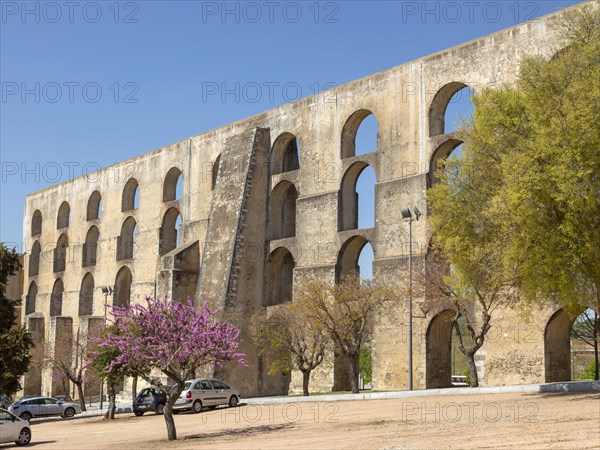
[
  {"left": 338, "top": 161, "right": 373, "bottom": 231},
  {"left": 212, "top": 154, "right": 221, "bottom": 190},
  {"left": 268, "top": 181, "right": 297, "bottom": 240},
  {"left": 114, "top": 266, "right": 132, "bottom": 307},
  {"left": 25, "top": 281, "right": 37, "bottom": 315},
  {"left": 429, "top": 82, "right": 469, "bottom": 136},
  {"left": 336, "top": 235, "right": 370, "bottom": 282},
  {"left": 87, "top": 191, "right": 102, "bottom": 220},
  {"left": 57, "top": 201, "right": 70, "bottom": 229},
  {"left": 263, "top": 247, "right": 295, "bottom": 307},
  {"left": 426, "top": 309, "right": 456, "bottom": 388},
  {"left": 29, "top": 240, "right": 41, "bottom": 277},
  {"left": 82, "top": 226, "right": 99, "bottom": 267},
  {"left": 117, "top": 217, "right": 137, "bottom": 260},
  {"left": 544, "top": 309, "right": 572, "bottom": 382},
  {"left": 31, "top": 210, "right": 42, "bottom": 237},
  {"left": 50, "top": 278, "right": 64, "bottom": 317},
  {"left": 163, "top": 167, "right": 183, "bottom": 202},
  {"left": 53, "top": 233, "right": 68, "bottom": 273},
  {"left": 159, "top": 207, "right": 182, "bottom": 256},
  {"left": 270, "top": 132, "right": 300, "bottom": 175},
  {"left": 122, "top": 178, "right": 140, "bottom": 211},
  {"left": 429, "top": 139, "right": 463, "bottom": 186},
  {"left": 341, "top": 109, "right": 378, "bottom": 159},
  {"left": 79, "top": 273, "right": 94, "bottom": 316}
]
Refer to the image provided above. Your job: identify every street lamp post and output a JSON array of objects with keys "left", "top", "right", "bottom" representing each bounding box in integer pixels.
[
  {"left": 401, "top": 206, "right": 421, "bottom": 391},
  {"left": 99, "top": 286, "right": 113, "bottom": 410}
]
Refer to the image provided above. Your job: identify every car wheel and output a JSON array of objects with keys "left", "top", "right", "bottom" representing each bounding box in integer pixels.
[
  {"left": 155, "top": 404, "right": 164, "bottom": 415},
  {"left": 228, "top": 396, "right": 239, "bottom": 408},
  {"left": 19, "top": 412, "right": 32, "bottom": 422},
  {"left": 63, "top": 407, "right": 76, "bottom": 418},
  {"left": 134, "top": 411, "right": 144, "bottom": 416},
  {"left": 192, "top": 400, "right": 203, "bottom": 414},
  {"left": 15, "top": 427, "right": 31, "bottom": 446}
]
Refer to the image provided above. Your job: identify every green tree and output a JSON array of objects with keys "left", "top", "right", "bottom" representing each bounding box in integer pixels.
[
  {"left": 252, "top": 297, "right": 329, "bottom": 396},
  {"left": 426, "top": 7, "right": 600, "bottom": 386},
  {"left": 571, "top": 309, "right": 599, "bottom": 380},
  {"left": 0, "top": 243, "right": 33, "bottom": 396}
]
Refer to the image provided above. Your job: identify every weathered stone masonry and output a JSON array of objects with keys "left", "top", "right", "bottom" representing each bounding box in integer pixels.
[{"left": 19, "top": 1, "right": 597, "bottom": 397}]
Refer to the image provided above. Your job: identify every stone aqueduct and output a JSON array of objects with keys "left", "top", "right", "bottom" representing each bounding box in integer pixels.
[{"left": 19, "top": 3, "right": 591, "bottom": 397}]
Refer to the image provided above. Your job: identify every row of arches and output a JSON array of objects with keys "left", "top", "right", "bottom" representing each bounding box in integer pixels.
[
  {"left": 30, "top": 167, "right": 184, "bottom": 237},
  {"left": 25, "top": 266, "right": 133, "bottom": 318},
  {"left": 28, "top": 208, "right": 182, "bottom": 276}
]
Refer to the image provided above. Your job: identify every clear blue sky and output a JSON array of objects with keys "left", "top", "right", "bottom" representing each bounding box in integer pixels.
[{"left": 0, "top": 0, "right": 582, "bottom": 272}]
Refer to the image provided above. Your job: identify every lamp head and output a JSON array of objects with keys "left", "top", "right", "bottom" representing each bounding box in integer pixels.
[
  {"left": 401, "top": 207, "right": 412, "bottom": 221},
  {"left": 414, "top": 206, "right": 421, "bottom": 220}
]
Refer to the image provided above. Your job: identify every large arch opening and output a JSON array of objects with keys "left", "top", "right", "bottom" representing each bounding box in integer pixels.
[
  {"left": 545, "top": 309, "right": 572, "bottom": 382},
  {"left": 57, "top": 201, "right": 70, "bottom": 229},
  {"left": 545, "top": 308, "right": 600, "bottom": 382},
  {"left": 268, "top": 181, "right": 297, "bottom": 240},
  {"left": 429, "top": 82, "right": 474, "bottom": 136},
  {"left": 114, "top": 266, "right": 132, "bottom": 308},
  {"left": 263, "top": 247, "right": 295, "bottom": 307},
  {"left": 426, "top": 309, "right": 455, "bottom": 388},
  {"left": 270, "top": 133, "right": 300, "bottom": 175},
  {"left": 29, "top": 240, "right": 41, "bottom": 277},
  {"left": 159, "top": 208, "right": 182, "bottom": 256},
  {"left": 79, "top": 273, "right": 95, "bottom": 316},
  {"left": 53, "top": 234, "right": 69, "bottom": 273},
  {"left": 122, "top": 178, "right": 140, "bottom": 212},
  {"left": 338, "top": 162, "right": 375, "bottom": 232},
  {"left": 82, "top": 226, "right": 99, "bottom": 267},
  {"left": 31, "top": 210, "right": 42, "bottom": 237},
  {"left": 336, "top": 235, "right": 371, "bottom": 282},
  {"left": 429, "top": 139, "right": 464, "bottom": 186},
  {"left": 50, "top": 278, "right": 64, "bottom": 317},
  {"left": 87, "top": 191, "right": 102, "bottom": 221},
  {"left": 341, "top": 110, "right": 378, "bottom": 159},
  {"left": 117, "top": 217, "right": 137, "bottom": 261},
  {"left": 25, "top": 281, "right": 37, "bottom": 315},
  {"left": 163, "top": 167, "right": 183, "bottom": 202}
]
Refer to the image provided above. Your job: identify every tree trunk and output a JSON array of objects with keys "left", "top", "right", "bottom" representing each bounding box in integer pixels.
[
  {"left": 594, "top": 334, "right": 599, "bottom": 381},
  {"left": 466, "top": 353, "right": 479, "bottom": 387},
  {"left": 106, "top": 383, "right": 117, "bottom": 420},
  {"left": 348, "top": 352, "right": 360, "bottom": 394},
  {"left": 132, "top": 376, "right": 138, "bottom": 402},
  {"left": 76, "top": 381, "right": 86, "bottom": 411},
  {"left": 302, "top": 370, "right": 310, "bottom": 397},
  {"left": 163, "top": 383, "right": 184, "bottom": 441}
]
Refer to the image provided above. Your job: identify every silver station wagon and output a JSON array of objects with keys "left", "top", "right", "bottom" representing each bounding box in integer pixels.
[
  {"left": 173, "top": 379, "right": 240, "bottom": 413},
  {"left": 8, "top": 397, "right": 81, "bottom": 421}
]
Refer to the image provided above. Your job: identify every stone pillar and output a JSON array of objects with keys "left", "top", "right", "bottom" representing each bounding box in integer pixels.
[
  {"left": 48, "top": 316, "right": 73, "bottom": 396},
  {"left": 23, "top": 315, "right": 45, "bottom": 396}
]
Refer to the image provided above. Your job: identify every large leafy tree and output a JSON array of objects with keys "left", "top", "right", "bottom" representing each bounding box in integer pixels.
[
  {"left": 90, "top": 297, "right": 245, "bottom": 441},
  {"left": 0, "top": 243, "right": 33, "bottom": 396},
  {"left": 426, "top": 7, "right": 600, "bottom": 386},
  {"left": 301, "top": 276, "right": 396, "bottom": 394},
  {"left": 252, "top": 297, "right": 329, "bottom": 397}
]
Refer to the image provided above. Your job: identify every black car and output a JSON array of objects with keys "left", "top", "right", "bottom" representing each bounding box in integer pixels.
[{"left": 133, "top": 387, "right": 167, "bottom": 416}]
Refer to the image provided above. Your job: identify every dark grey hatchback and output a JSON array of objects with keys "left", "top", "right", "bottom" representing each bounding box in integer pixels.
[{"left": 133, "top": 387, "right": 167, "bottom": 416}]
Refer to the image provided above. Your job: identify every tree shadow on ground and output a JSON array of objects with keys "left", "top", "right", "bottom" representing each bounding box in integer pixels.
[
  {"left": 523, "top": 391, "right": 600, "bottom": 401},
  {"left": 183, "top": 423, "right": 295, "bottom": 442}
]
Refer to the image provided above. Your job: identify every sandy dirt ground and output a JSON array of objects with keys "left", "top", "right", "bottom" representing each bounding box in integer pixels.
[{"left": 3, "top": 391, "right": 599, "bottom": 449}]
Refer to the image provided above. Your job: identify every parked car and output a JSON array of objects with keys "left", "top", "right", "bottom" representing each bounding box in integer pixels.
[
  {"left": 0, "top": 408, "right": 31, "bottom": 446},
  {"left": 173, "top": 379, "right": 240, "bottom": 413},
  {"left": 8, "top": 397, "right": 82, "bottom": 421},
  {"left": 0, "top": 394, "right": 12, "bottom": 409},
  {"left": 133, "top": 387, "right": 168, "bottom": 416},
  {"left": 451, "top": 375, "right": 468, "bottom": 387}
]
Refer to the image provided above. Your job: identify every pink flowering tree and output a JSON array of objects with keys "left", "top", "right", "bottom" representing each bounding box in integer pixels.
[{"left": 92, "top": 297, "right": 245, "bottom": 441}]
